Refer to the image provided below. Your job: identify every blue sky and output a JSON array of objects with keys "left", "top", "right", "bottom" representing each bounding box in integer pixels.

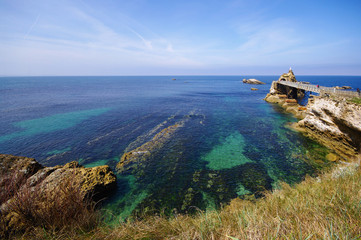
[{"left": 1, "top": 0, "right": 361, "bottom": 76}]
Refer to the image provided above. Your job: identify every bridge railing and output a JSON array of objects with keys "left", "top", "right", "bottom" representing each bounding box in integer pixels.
[{"left": 277, "top": 81, "right": 360, "bottom": 98}]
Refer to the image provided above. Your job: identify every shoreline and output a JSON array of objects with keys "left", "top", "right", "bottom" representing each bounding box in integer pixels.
[{"left": 264, "top": 70, "right": 361, "bottom": 161}]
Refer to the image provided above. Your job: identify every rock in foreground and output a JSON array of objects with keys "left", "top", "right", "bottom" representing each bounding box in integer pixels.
[{"left": 0, "top": 154, "right": 116, "bottom": 235}]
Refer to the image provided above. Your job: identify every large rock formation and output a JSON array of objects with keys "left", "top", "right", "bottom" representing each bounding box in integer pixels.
[
  {"left": 242, "top": 78, "right": 266, "bottom": 85},
  {"left": 295, "top": 98, "right": 361, "bottom": 159},
  {"left": 0, "top": 154, "right": 116, "bottom": 235},
  {"left": 265, "top": 69, "right": 361, "bottom": 160},
  {"left": 278, "top": 68, "right": 297, "bottom": 82}
]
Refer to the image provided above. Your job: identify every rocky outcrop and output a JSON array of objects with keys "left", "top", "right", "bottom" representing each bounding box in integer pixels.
[
  {"left": 264, "top": 69, "right": 308, "bottom": 119},
  {"left": 0, "top": 154, "right": 116, "bottom": 201},
  {"left": 295, "top": 98, "right": 361, "bottom": 159},
  {"left": 335, "top": 86, "right": 352, "bottom": 90},
  {"left": 278, "top": 68, "right": 297, "bottom": 82},
  {"left": 242, "top": 78, "right": 265, "bottom": 85},
  {"left": 265, "top": 92, "right": 307, "bottom": 119},
  {"left": 265, "top": 69, "right": 361, "bottom": 160},
  {"left": 0, "top": 154, "right": 116, "bottom": 235}
]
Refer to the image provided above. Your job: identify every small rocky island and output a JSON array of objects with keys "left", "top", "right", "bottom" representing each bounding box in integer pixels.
[
  {"left": 265, "top": 69, "right": 361, "bottom": 160},
  {"left": 242, "top": 78, "right": 265, "bottom": 85}
]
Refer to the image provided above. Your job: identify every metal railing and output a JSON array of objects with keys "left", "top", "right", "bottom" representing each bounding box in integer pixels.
[{"left": 277, "top": 81, "right": 360, "bottom": 98}]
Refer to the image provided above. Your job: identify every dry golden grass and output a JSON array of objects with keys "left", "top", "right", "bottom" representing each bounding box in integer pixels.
[
  {"left": 87, "top": 160, "right": 361, "bottom": 240},
  {"left": 1, "top": 173, "right": 99, "bottom": 239}
]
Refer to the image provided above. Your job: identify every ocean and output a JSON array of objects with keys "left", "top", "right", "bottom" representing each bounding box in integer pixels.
[{"left": 1, "top": 75, "right": 360, "bottom": 220}]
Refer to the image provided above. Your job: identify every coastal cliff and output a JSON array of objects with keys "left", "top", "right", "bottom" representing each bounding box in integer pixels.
[
  {"left": 0, "top": 154, "right": 116, "bottom": 235},
  {"left": 265, "top": 70, "right": 361, "bottom": 160},
  {"left": 296, "top": 97, "right": 361, "bottom": 159}
]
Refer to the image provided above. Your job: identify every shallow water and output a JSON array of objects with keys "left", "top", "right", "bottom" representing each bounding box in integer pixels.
[{"left": 1, "top": 75, "right": 360, "bottom": 220}]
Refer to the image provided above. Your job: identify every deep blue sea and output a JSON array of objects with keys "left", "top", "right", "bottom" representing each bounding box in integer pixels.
[{"left": 1, "top": 75, "right": 360, "bottom": 220}]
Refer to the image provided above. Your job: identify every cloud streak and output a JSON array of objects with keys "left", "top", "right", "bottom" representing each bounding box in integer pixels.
[
  {"left": 24, "top": 14, "right": 40, "bottom": 40},
  {"left": 1, "top": 0, "right": 361, "bottom": 75}
]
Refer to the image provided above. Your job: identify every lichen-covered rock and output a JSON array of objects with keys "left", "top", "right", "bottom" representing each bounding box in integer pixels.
[
  {"left": 38, "top": 161, "right": 116, "bottom": 200},
  {"left": 0, "top": 154, "right": 43, "bottom": 178}
]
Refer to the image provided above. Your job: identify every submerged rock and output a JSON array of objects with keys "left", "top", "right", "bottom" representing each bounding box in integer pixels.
[
  {"left": 242, "top": 78, "right": 266, "bottom": 85},
  {"left": 117, "top": 122, "right": 185, "bottom": 172}
]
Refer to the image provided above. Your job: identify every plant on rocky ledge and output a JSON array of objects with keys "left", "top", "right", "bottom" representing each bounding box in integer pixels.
[
  {"left": 1, "top": 172, "right": 99, "bottom": 239},
  {"left": 348, "top": 97, "right": 361, "bottom": 105}
]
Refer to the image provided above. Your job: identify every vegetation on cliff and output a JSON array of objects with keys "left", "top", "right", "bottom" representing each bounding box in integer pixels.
[
  {"left": 0, "top": 154, "right": 116, "bottom": 238},
  {"left": 348, "top": 97, "right": 361, "bottom": 105}
]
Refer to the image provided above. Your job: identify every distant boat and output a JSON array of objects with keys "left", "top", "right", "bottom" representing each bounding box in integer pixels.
[{"left": 172, "top": 78, "right": 176, "bottom": 80}]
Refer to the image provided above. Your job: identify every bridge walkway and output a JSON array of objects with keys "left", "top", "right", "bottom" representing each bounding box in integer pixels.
[{"left": 277, "top": 81, "right": 360, "bottom": 98}]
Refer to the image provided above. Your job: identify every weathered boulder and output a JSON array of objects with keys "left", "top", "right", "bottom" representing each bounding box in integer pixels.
[
  {"left": 37, "top": 161, "right": 117, "bottom": 200},
  {"left": 242, "top": 78, "right": 266, "bottom": 85}
]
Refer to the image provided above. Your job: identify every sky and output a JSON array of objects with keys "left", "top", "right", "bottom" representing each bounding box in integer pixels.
[{"left": 1, "top": 0, "right": 361, "bottom": 76}]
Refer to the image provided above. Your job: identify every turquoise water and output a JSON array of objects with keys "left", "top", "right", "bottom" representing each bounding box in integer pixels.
[{"left": 1, "top": 75, "right": 360, "bottom": 220}]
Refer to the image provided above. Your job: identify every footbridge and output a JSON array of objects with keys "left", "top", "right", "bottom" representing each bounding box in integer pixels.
[{"left": 277, "top": 81, "right": 360, "bottom": 98}]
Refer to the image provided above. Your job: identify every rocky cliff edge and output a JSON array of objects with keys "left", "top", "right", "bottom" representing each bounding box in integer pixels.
[
  {"left": 265, "top": 70, "right": 361, "bottom": 160},
  {"left": 0, "top": 154, "right": 116, "bottom": 234}
]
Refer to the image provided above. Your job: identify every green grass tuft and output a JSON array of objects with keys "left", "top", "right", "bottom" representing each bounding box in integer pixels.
[{"left": 348, "top": 97, "right": 361, "bottom": 105}]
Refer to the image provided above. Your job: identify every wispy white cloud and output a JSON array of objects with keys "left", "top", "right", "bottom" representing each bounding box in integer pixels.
[
  {"left": 1, "top": 0, "right": 360, "bottom": 75},
  {"left": 235, "top": 19, "right": 301, "bottom": 60},
  {"left": 24, "top": 14, "right": 40, "bottom": 40},
  {"left": 0, "top": 1, "right": 205, "bottom": 75}
]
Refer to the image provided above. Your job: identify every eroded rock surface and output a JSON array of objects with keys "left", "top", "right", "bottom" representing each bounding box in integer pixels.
[
  {"left": 0, "top": 154, "right": 116, "bottom": 234},
  {"left": 265, "top": 70, "right": 361, "bottom": 160},
  {"left": 296, "top": 98, "right": 361, "bottom": 159}
]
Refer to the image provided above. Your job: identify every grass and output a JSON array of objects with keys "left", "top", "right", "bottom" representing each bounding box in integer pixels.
[
  {"left": 348, "top": 97, "right": 361, "bottom": 105},
  {"left": 0, "top": 172, "right": 99, "bottom": 239},
  {"left": 3, "top": 158, "right": 361, "bottom": 239},
  {"left": 88, "top": 159, "right": 361, "bottom": 240}
]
